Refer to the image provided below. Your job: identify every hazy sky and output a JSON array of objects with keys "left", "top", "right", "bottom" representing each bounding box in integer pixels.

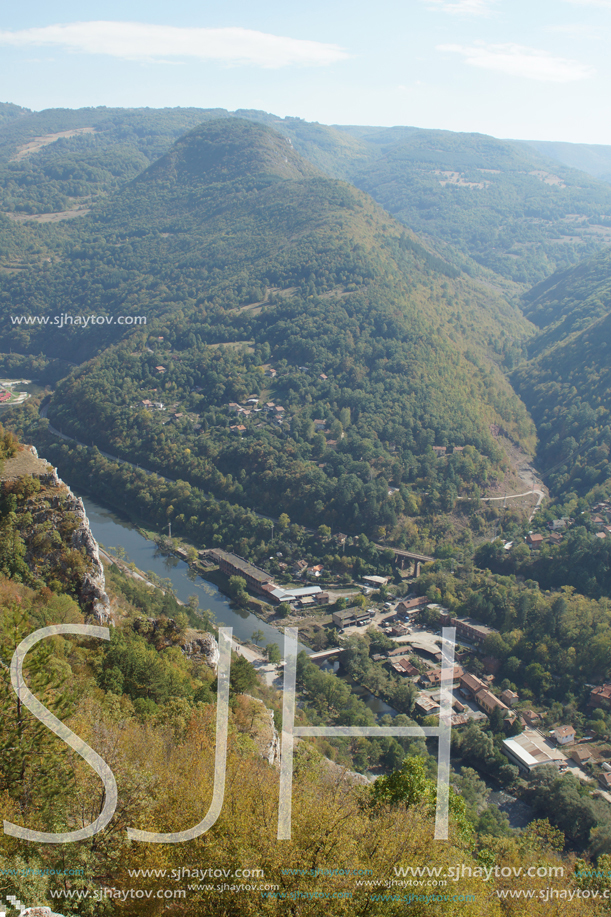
[{"left": 1, "top": 0, "right": 610, "bottom": 143}]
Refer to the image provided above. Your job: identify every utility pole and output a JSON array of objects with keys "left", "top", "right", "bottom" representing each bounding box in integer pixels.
[{"left": 168, "top": 522, "right": 171, "bottom": 538}]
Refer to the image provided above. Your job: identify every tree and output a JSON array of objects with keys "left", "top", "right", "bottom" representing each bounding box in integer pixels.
[
  {"left": 371, "top": 756, "right": 434, "bottom": 809},
  {"left": 228, "top": 575, "right": 248, "bottom": 604},
  {"left": 459, "top": 722, "right": 494, "bottom": 763},
  {"left": 265, "top": 643, "right": 282, "bottom": 664},
  {"left": 277, "top": 602, "right": 291, "bottom": 619},
  {"left": 251, "top": 629, "right": 264, "bottom": 645},
  {"left": 187, "top": 594, "right": 200, "bottom": 616},
  {"left": 454, "top": 767, "right": 489, "bottom": 817},
  {"left": 229, "top": 655, "right": 258, "bottom": 694},
  {"left": 489, "top": 706, "right": 506, "bottom": 735}
]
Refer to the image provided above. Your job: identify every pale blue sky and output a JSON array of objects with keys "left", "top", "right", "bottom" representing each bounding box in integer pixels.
[{"left": 1, "top": 0, "right": 610, "bottom": 142}]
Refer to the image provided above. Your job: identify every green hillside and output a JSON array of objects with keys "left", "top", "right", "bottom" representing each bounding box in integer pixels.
[
  {"left": 0, "top": 118, "right": 534, "bottom": 538},
  {"left": 513, "top": 246, "right": 611, "bottom": 500},
  {"left": 3, "top": 105, "right": 611, "bottom": 292},
  {"left": 343, "top": 128, "right": 611, "bottom": 287}
]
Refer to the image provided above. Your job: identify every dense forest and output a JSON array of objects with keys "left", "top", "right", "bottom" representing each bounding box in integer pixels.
[
  {"left": 513, "top": 245, "right": 611, "bottom": 504},
  {"left": 2, "top": 104, "right": 611, "bottom": 289},
  {"left": 0, "top": 119, "right": 536, "bottom": 539}
]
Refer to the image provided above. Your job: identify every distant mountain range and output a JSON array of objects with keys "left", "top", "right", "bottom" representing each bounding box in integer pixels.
[{"left": 2, "top": 104, "right": 611, "bottom": 288}]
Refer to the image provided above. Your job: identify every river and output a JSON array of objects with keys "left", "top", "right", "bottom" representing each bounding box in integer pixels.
[
  {"left": 80, "top": 494, "right": 397, "bottom": 718},
  {"left": 81, "top": 494, "right": 290, "bottom": 648}
]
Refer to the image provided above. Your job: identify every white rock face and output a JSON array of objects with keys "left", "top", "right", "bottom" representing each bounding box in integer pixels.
[
  {"left": 68, "top": 491, "right": 112, "bottom": 624},
  {"left": 182, "top": 632, "right": 220, "bottom": 669},
  {"left": 3, "top": 446, "right": 113, "bottom": 626},
  {"left": 243, "top": 694, "right": 280, "bottom": 765}
]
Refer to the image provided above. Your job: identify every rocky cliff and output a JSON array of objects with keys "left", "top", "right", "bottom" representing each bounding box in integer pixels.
[{"left": 0, "top": 444, "right": 111, "bottom": 624}]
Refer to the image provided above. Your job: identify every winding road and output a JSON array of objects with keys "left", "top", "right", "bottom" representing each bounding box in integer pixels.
[{"left": 480, "top": 488, "right": 545, "bottom": 521}]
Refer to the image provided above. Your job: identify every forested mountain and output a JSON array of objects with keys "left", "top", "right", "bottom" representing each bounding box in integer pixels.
[
  {"left": 3, "top": 104, "right": 611, "bottom": 528},
  {"left": 342, "top": 127, "right": 611, "bottom": 287},
  {"left": 3, "top": 104, "right": 611, "bottom": 291},
  {"left": 0, "top": 118, "right": 537, "bottom": 535},
  {"left": 513, "top": 246, "right": 611, "bottom": 501}
]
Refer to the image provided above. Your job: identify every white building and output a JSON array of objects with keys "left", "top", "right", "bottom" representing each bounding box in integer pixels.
[{"left": 502, "top": 729, "right": 567, "bottom": 774}]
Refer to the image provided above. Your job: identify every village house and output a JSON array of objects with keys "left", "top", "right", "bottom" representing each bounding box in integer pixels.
[
  {"left": 589, "top": 684, "right": 611, "bottom": 708},
  {"left": 419, "top": 665, "right": 464, "bottom": 687},
  {"left": 387, "top": 624, "right": 409, "bottom": 637},
  {"left": 551, "top": 725, "right": 576, "bottom": 745},
  {"left": 475, "top": 689, "right": 508, "bottom": 717},
  {"left": 599, "top": 773, "right": 611, "bottom": 791},
  {"left": 452, "top": 713, "right": 470, "bottom": 726},
  {"left": 390, "top": 658, "right": 420, "bottom": 678},
  {"left": 569, "top": 747, "right": 593, "bottom": 766},
  {"left": 432, "top": 446, "right": 447, "bottom": 456},
  {"left": 500, "top": 689, "right": 519, "bottom": 707},
  {"left": 459, "top": 672, "right": 487, "bottom": 699},
  {"left": 396, "top": 596, "right": 429, "bottom": 617},
  {"left": 520, "top": 710, "right": 541, "bottom": 728},
  {"left": 526, "top": 533, "right": 545, "bottom": 549},
  {"left": 439, "top": 613, "right": 497, "bottom": 644},
  {"left": 331, "top": 608, "right": 372, "bottom": 629},
  {"left": 415, "top": 695, "right": 440, "bottom": 716}
]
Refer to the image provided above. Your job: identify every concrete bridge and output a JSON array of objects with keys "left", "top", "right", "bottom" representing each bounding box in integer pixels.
[
  {"left": 374, "top": 545, "right": 435, "bottom": 575},
  {"left": 309, "top": 647, "right": 345, "bottom": 663}
]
